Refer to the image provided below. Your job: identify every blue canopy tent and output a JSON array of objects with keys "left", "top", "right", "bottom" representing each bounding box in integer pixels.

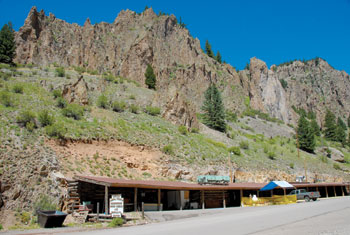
[{"left": 260, "top": 181, "right": 295, "bottom": 195}]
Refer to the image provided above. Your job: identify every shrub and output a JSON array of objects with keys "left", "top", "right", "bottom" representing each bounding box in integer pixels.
[
  {"left": 333, "top": 163, "right": 341, "bottom": 170},
  {"left": 0, "top": 224, "right": 2, "bottom": 230},
  {"left": 268, "top": 151, "right": 276, "bottom": 160},
  {"left": 103, "top": 73, "right": 115, "bottom": 82},
  {"left": 226, "top": 111, "right": 238, "bottom": 122},
  {"left": 45, "top": 123, "right": 67, "bottom": 140},
  {"left": 62, "top": 103, "right": 84, "bottom": 120},
  {"left": 129, "top": 104, "right": 139, "bottom": 114},
  {"left": 12, "top": 84, "right": 23, "bottom": 94},
  {"left": 52, "top": 89, "right": 62, "bottom": 99},
  {"left": 162, "top": 145, "right": 174, "bottom": 155},
  {"left": 56, "top": 97, "right": 67, "bottom": 108},
  {"left": 17, "top": 110, "right": 36, "bottom": 128},
  {"left": 190, "top": 127, "right": 199, "bottom": 133},
  {"left": 279, "top": 79, "right": 288, "bottom": 89},
  {"left": 108, "top": 217, "right": 124, "bottom": 227},
  {"left": 73, "top": 66, "right": 86, "bottom": 74},
  {"left": 112, "top": 101, "right": 126, "bottom": 112},
  {"left": 178, "top": 125, "right": 188, "bottom": 135},
  {"left": 34, "top": 194, "right": 57, "bottom": 212},
  {"left": 97, "top": 95, "right": 108, "bottom": 109},
  {"left": 239, "top": 141, "right": 249, "bottom": 150},
  {"left": 145, "top": 106, "right": 161, "bottom": 116},
  {"left": 289, "top": 163, "right": 294, "bottom": 169},
  {"left": 0, "top": 91, "right": 13, "bottom": 107},
  {"left": 228, "top": 146, "right": 241, "bottom": 156},
  {"left": 55, "top": 67, "right": 65, "bottom": 77},
  {"left": 38, "top": 110, "right": 54, "bottom": 127}
]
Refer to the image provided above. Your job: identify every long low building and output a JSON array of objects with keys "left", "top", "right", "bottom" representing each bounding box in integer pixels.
[{"left": 72, "top": 175, "right": 350, "bottom": 214}]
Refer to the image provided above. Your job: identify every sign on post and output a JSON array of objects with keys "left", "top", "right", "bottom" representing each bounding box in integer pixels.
[{"left": 109, "top": 194, "right": 124, "bottom": 217}]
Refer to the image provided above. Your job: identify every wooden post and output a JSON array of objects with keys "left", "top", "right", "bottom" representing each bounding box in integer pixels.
[
  {"left": 223, "top": 191, "right": 226, "bottom": 208},
  {"left": 105, "top": 185, "right": 109, "bottom": 214},
  {"left": 325, "top": 186, "right": 328, "bottom": 198},
  {"left": 283, "top": 188, "right": 286, "bottom": 196},
  {"left": 179, "top": 191, "right": 183, "bottom": 210},
  {"left": 158, "top": 189, "right": 161, "bottom": 211},
  {"left": 271, "top": 190, "right": 274, "bottom": 197},
  {"left": 341, "top": 186, "right": 344, "bottom": 197},
  {"left": 240, "top": 189, "right": 243, "bottom": 207},
  {"left": 96, "top": 202, "right": 100, "bottom": 222},
  {"left": 142, "top": 202, "right": 144, "bottom": 219},
  {"left": 201, "top": 191, "right": 205, "bottom": 209},
  {"left": 134, "top": 188, "right": 138, "bottom": 212},
  {"left": 257, "top": 190, "right": 260, "bottom": 197},
  {"left": 333, "top": 186, "right": 336, "bottom": 197}
]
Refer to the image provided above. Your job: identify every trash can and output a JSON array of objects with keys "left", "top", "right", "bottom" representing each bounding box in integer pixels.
[{"left": 37, "top": 210, "right": 67, "bottom": 228}]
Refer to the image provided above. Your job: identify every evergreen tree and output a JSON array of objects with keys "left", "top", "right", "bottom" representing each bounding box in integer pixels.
[
  {"left": 336, "top": 117, "right": 347, "bottom": 145},
  {"left": 0, "top": 22, "right": 16, "bottom": 64},
  {"left": 201, "top": 84, "right": 226, "bottom": 132},
  {"left": 205, "top": 40, "right": 214, "bottom": 58},
  {"left": 216, "top": 51, "right": 222, "bottom": 63},
  {"left": 324, "top": 110, "right": 337, "bottom": 141},
  {"left": 310, "top": 119, "right": 320, "bottom": 136},
  {"left": 347, "top": 114, "right": 350, "bottom": 128},
  {"left": 297, "top": 115, "right": 315, "bottom": 153},
  {"left": 144, "top": 64, "right": 156, "bottom": 89}
]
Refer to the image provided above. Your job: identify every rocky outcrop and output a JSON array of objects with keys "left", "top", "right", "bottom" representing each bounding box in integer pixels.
[
  {"left": 247, "top": 57, "right": 294, "bottom": 123},
  {"left": 162, "top": 92, "right": 199, "bottom": 129},
  {"left": 62, "top": 76, "right": 89, "bottom": 105},
  {"left": 317, "top": 147, "right": 345, "bottom": 163},
  {"left": 14, "top": 7, "right": 350, "bottom": 125}
]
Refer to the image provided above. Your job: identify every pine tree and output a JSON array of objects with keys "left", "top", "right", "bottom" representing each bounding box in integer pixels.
[
  {"left": 144, "top": 64, "right": 156, "bottom": 89},
  {"left": 216, "top": 51, "right": 222, "bottom": 63},
  {"left": 347, "top": 114, "right": 350, "bottom": 128},
  {"left": 0, "top": 22, "right": 16, "bottom": 64},
  {"left": 205, "top": 40, "right": 214, "bottom": 58},
  {"left": 201, "top": 84, "right": 226, "bottom": 132},
  {"left": 310, "top": 119, "right": 320, "bottom": 136},
  {"left": 297, "top": 115, "right": 315, "bottom": 153},
  {"left": 336, "top": 117, "right": 346, "bottom": 145},
  {"left": 324, "top": 110, "right": 337, "bottom": 141}
]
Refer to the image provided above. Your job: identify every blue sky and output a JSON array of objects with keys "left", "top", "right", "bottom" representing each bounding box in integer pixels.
[{"left": 1, "top": 0, "right": 350, "bottom": 72}]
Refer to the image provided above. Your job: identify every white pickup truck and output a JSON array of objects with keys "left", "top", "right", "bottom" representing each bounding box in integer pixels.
[{"left": 289, "top": 189, "right": 321, "bottom": 202}]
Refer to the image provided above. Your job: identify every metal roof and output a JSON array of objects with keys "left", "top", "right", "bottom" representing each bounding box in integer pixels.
[{"left": 75, "top": 175, "right": 349, "bottom": 191}]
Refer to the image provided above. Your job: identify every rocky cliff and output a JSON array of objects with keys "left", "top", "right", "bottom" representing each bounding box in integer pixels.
[{"left": 14, "top": 7, "right": 350, "bottom": 125}]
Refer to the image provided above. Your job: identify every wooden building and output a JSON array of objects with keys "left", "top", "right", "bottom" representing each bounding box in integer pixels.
[{"left": 73, "top": 175, "right": 350, "bottom": 214}]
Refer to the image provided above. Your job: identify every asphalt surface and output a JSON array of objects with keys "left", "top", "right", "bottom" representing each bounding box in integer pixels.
[{"left": 4, "top": 197, "right": 350, "bottom": 235}]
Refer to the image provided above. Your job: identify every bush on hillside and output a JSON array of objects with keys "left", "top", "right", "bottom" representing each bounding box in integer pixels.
[
  {"left": 228, "top": 146, "right": 241, "bottom": 156},
  {"left": 112, "top": 101, "right": 126, "bottom": 112},
  {"left": 62, "top": 103, "right": 84, "bottom": 120},
  {"left": 97, "top": 94, "right": 109, "bottom": 109},
  {"left": 16, "top": 110, "right": 36, "bottom": 128},
  {"left": 45, "top": 122, "right": 67, "bottom": 140},
  {"left": 0, "top": 91, "right": 14, "bottom": 107},
  {"left": 178, "top": 125, "right": 188, "bottom": 135},
  {"left": 129, "top": 104, "right": 139, "bottom": 114},
  {"left": 52, "top": 89, "right": 62, "bottom": 99},
  {"left": 239, "top": 141, "right": 249, "bottom": 150},
  {"left": 12, "top": 84, "right": 23, "bottom": 94},
  {"left": 162, "top": 145, "right": 174, "bottom": 155},
  {"left": 55, "top": 67, "right": 65, "bottom": 77},
  {"left": 145, "top": 106, "right": 161, "bottom": 116},
  {"left": 56, "top": 97, "right": 67, "bottom": 108},
  {"left": 34, "top": 194, "right": 57, "bottom": 212},
  {"left": 38, "top": 110, "right": 54, "bottom": 127}
]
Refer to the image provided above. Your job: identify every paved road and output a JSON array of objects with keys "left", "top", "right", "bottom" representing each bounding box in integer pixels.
[{"left": 5, "top": 197, "right": 350, "bottom": 235}]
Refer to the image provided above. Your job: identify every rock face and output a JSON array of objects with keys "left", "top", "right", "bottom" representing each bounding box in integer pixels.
[
  {"left": 62, "top": 76, "right": 89, "bottom": 105},
  {"left": 14, "top": 7, "right": 350, "bottom": 125},
  {"left": 245, "top": 58, "right": 294, "bottom": 123},
  {"left": 162, "top": 92, "right": 199, "bottom": 129}
]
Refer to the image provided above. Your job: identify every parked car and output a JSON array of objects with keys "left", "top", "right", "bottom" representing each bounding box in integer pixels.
[{"left": 289, "top": 189, "right": 320, "bottom": 201}]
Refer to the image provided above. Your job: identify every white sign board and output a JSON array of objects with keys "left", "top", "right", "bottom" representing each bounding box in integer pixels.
[{"left": 110, "top": 194, "right": 124, "bottom": 217}]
